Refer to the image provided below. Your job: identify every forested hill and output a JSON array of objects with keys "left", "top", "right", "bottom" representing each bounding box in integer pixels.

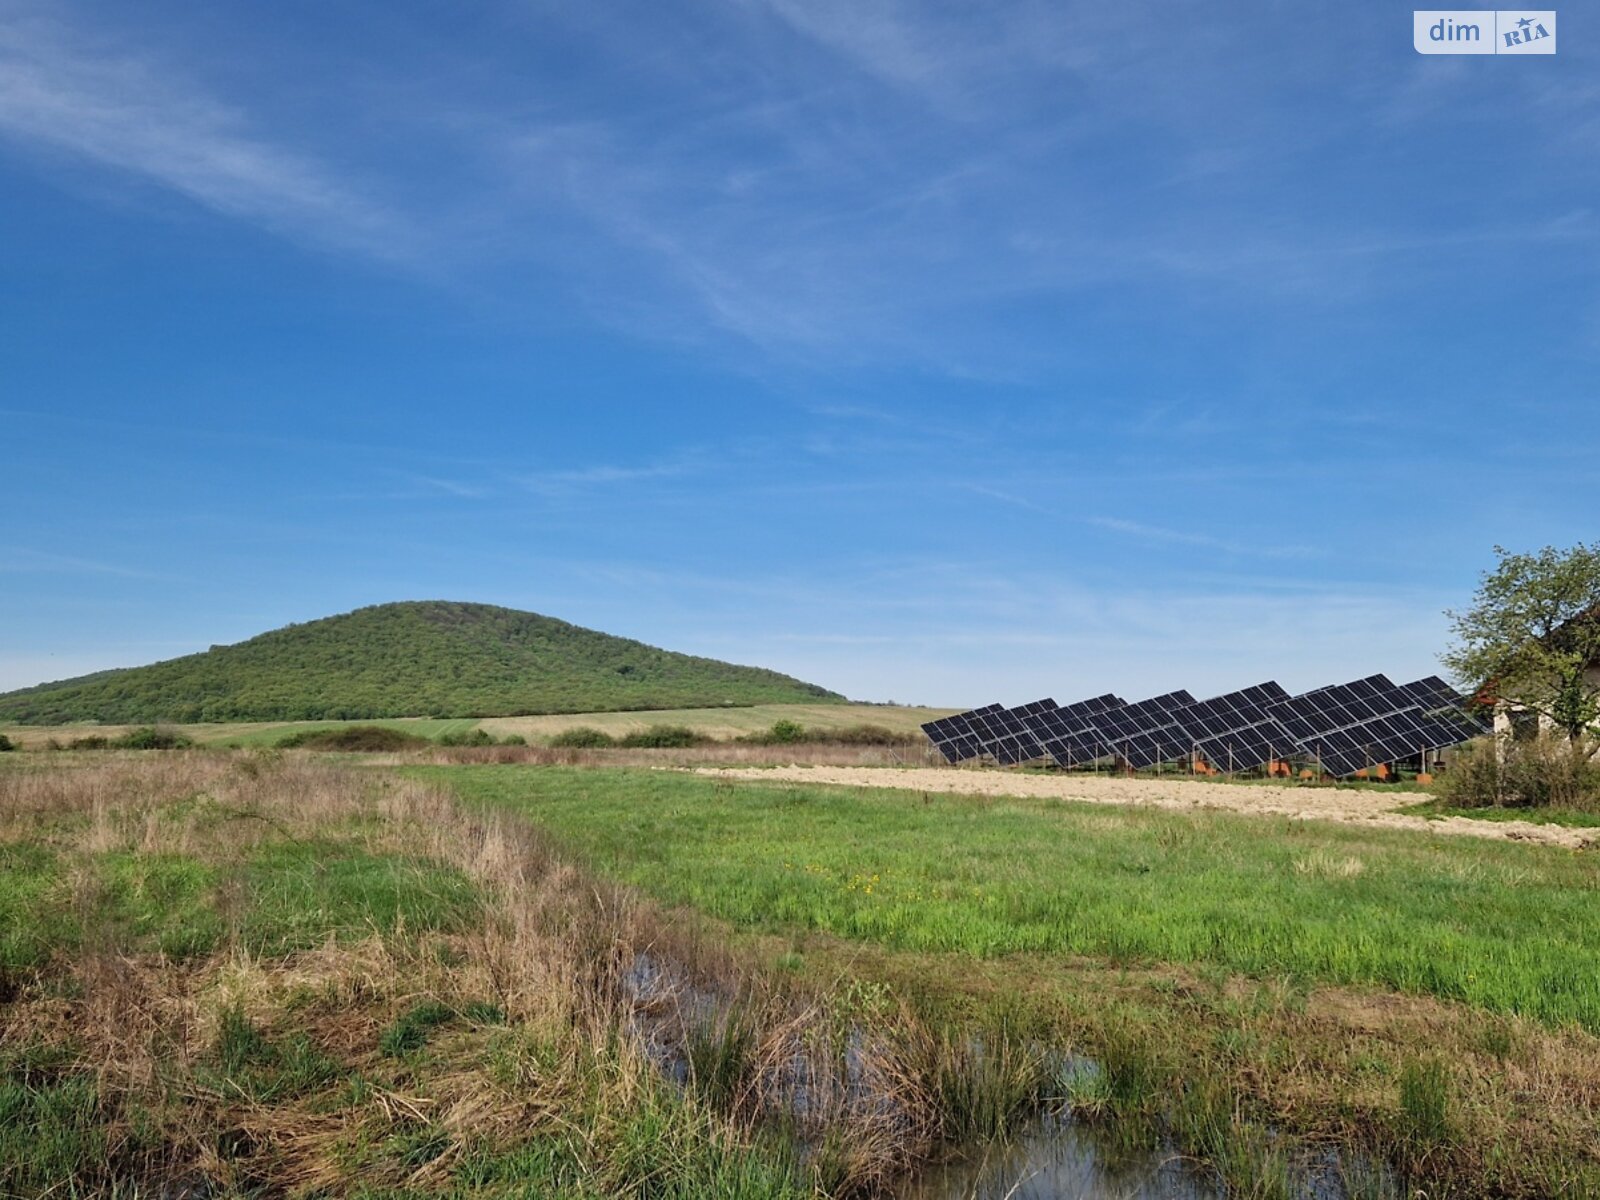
[{"left": 0, "top": 601, "right": 844, "bottom": 724}]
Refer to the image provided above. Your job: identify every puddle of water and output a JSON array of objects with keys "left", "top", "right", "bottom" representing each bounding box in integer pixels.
[
  {"left": 622, "top": 954, "right": 1392, "bottom": 1200},
  {"left": 900, "top": 1115, "right": 1396, "bottom": 1200},
  {"left": 899, "top": 1113, "right": 1220, "bottom": 1200}
]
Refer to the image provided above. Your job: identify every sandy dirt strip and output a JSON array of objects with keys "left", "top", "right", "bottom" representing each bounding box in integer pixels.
[{"left": 692, "top": 765, "right": 1598, "bottom": 850}]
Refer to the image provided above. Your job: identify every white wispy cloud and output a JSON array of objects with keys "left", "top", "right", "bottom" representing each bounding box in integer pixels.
[
  {"left": 1087, "top": 517, "right": 1319, "bottom": 561},
  {"left": 403, "top": 474, "right": 491, "bottom": 499},
  {"left": 517, "top": 459, "right": 697, "bottom": 496},
  {"left": 0, "top": 546, "right": 170, "bottom": 580},
  {"left": 0, "top": 9, "right": 415, "bottom": 259}
]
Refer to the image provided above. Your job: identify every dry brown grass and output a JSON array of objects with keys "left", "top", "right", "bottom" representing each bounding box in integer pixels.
[
  {"left": 0, "top": 754, "right": 1022, "bottom": 1198},
  {"left": 404, "top": 742, "right": 947, "bottom": 768}
]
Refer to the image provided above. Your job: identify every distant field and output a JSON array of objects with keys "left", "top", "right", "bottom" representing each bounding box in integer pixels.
[
  {"left": 0, "top": 703, "right": 955, "bottom": 750},
  {"left": 478, "top": 702, "right": 956, "bottom": 741},
  {"left": 0, "top": 717, "right": 480, "bottom": 750}
]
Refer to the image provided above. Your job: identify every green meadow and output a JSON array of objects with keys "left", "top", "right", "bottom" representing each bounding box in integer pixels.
[{"left": 437, "top": 765, "right": 1600, "bottom": 1031}]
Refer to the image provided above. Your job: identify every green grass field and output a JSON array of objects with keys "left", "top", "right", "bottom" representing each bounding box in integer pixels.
[
  {"left": 0, "top": 703, "right": 953, "bottom": 751},
  {"left": 1399, "top": 797, "right": 1600, "bottom": 828},
  {"left": 437, "top": 765, "right": 1600, "bottom": 1031}
]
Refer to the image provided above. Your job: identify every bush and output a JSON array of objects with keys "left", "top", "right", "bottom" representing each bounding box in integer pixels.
[
  {"left": 64, "top": 727, "right": 193, "bottom": 751},
  {"left": 499, "top": 733, "right": 527, "bottom": 746},
  {"left": 1438, "top": 732, "right": 1600, "bottom": 810},
  {"left": 738, "top": 719, "right": 806, "bottom": 745},
  {"left": 548, "top": 726, "right": 616, "bottom": 748},
  {"left": 276, "top": 725, "right": 430, "bottom": 752},
  {"left": 0, "top": 734, "right": 15, "bottom": 752},
  {"left": 617, "top": 725, "right": 707, "bottom": 749},
  {"left": 437, "top": 728, "right": 495, "bottom": 747},
  {"left": 113, "top": 726, "right": 193, "bottom": 750},
  {"left": 737, "top": 721, "right": 918, "bottom": 747}
]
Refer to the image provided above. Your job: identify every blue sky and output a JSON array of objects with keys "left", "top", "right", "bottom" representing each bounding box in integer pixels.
[{"left": 2, "top": 1, "right": 1596, "bottom": 706}]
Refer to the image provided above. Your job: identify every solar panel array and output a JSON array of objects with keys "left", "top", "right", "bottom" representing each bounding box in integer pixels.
[{"left": 923, "top": 673, "right": 1488, "bottom": 777}]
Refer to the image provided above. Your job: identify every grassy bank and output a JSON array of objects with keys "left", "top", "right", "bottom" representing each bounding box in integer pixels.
[
  {"left": 0, "top": 757, "right": 818, "bottom": 1197},
  {"left": 433, "top": 764, "right": 1600, "bottom": 1197}
]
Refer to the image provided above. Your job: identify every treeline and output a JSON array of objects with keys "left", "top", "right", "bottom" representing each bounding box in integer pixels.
[{"left": 0, "top": 601, "right": 842, "bottom": 725}]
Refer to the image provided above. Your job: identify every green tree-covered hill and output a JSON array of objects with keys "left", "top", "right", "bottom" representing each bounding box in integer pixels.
[{"left": 0, "top": 601, "right": 844, "bottom": 724}]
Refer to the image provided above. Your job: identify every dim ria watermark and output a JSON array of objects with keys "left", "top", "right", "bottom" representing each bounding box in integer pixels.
[{"left": 1414, "top": 10, "right": 1555, "bottom": 53}]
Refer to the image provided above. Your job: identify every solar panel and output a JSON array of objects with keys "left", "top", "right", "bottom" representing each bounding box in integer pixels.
[
  {"left": 921, "top": 704, "right": 1007, "bottom": 763},
  {"left": 924, "top": 674, "right": 1484, "bottom": 777},
  {"left": 1142, "top": 682, "right": 1292, "bottom": 772},
  {"left": 1193, "top": 718, "right": 1297, "bottom": 773},
  {"left": 1044, "top": 688, "right": 1201, "bottom": 769},
  {"left": 1125, "top": 690, "right": 1197, "bottom": 718},
  {"left": 1266, "top": 675, "right": 1398, "bottom": 744},
  {"left": 1027, "top": 694, "right": 1130, "bottom": 767},
  {"left": 1397, "top": 677, "right": 1492, "bottom": 734},
  {"left": 1115, "top": 728, "right": 1194, "bottom": 769},
  {"left": 1267, "top": 674, "right": 1488, "bottom": 776},
  {"left": 939, "top": 695, "right": 1110, "bottom": 765}
]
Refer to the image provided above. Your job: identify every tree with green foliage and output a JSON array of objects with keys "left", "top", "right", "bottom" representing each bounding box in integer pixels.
[{"left": 1443, "top": 543, "right": 1600, "bottom": 740}]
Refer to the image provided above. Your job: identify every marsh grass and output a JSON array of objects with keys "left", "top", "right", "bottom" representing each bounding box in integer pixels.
[
  {"left": 0, "top": 755, "right": 1083, "bottom": 1199},
  {"left": 3, "top": 756, "right": 814, "bottom": 1196},
  {"left": 904, "top": 1025, "right": 1058, "bottom": 1144},
  {"left": 435, "top": 763, "right": 1600, "bottom": 1198}
]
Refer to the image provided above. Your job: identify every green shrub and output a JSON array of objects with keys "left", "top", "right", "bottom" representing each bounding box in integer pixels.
[
  {"left": 499, "top": 734, "right": 527, "bottom": 746},
  {"left": 437, "top": 728, "right": 495, "bottom": 747},
  {"left": 111, "top": 727, "right": 193, "bottom": 750},
  {"left": 0, "top": 734, "right": 14, "bottom": 753},
  {"left": 549, "top": 726, "right": 616, "bottom": 748},
  {"left": 63, "top": 728, "right": 193, "bottom": 751},
  {"left": 736, "top": 720, "right": 806, "bottom": 746},
  {"left": 1439, "top": 733, "right": 1600, "bottom": 810},
  {"left": 737, "top": 721, "right": 917, "bottom": 747},
  {"left": 617, "top": 725, "right": 707, "bottom": 749},
  {"left": 276, "top": 726, "right": 430, "bottom": 752}
]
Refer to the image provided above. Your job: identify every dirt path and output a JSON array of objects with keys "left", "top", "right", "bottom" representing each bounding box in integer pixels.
[{"left": 692, "top": 765, "right": 1598, "bottom": 850}]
